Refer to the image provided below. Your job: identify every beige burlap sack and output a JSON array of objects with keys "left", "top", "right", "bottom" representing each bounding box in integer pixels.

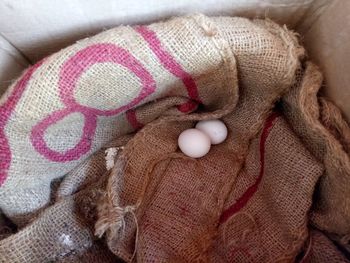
[
  {"left": 210, "top": 115, "right": 323, "bottom": 262},
  {"left": 282, "top": 63, "right": 350, "bottom": 236},
  {"left": 98, "top": 112, "right": 322, "bottom": 262},
  {"left": 0, "top": 134, "right": 129, "bottom": 262},
  {"left": 92, "top": 15, "right": 302, "bottom": 262},
  {"left": 0, "top": 13, "right": 247, "bottom": 225},
  {"left": 0, "top": 13, "right": 349, "bottom": 263},
  {"left": 300, "top": 229, "right": 350, "bottom": 263},
  {"left": 0, "top": 177, "right": 105, "bottom": 262}
]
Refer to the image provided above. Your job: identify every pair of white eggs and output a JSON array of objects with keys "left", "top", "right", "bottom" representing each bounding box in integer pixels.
[{"left": 178, "top": 119, "right": 228, "bottom": 158}]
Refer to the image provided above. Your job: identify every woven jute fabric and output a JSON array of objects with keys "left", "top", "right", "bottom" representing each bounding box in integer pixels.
[
  {"left": 209, "top": 116, "right": 323, "bottom": 262},
  {"left": 300, "top": 229, "right": 350, "bottom": 263},
  {"left": 282, "top": 63, "right": 350, "bottom": 236},
  {"left": 93, "top": 15, "right": 302, "bottom": 262},
  {"left": 0, "top": 177, "right": 105, "bottom": 262},
  {"left": 0, "top": 14, "right": 349, "bottom": 262},
  {"left": 0, "top": 13, "right": 244, "bottom": 225}
]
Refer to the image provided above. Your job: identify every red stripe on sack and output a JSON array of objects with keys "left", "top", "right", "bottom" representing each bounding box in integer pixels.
[
  {"left": 177, "top": 100, "right": 198, "bottom": 113},
  {"left": 135, "top": 26, "right": 201, "bottom": 111},
  {"left": 126, "top": 109, "right": 144, "bottom": 130},
  {"left": 219, "top": 112, "right": 280, "bottom": 224},
  {"left": 0, "top": 60, "right": 45, "bottom": 186}
]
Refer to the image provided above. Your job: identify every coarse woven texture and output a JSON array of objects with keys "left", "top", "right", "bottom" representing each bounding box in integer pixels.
[
  {"left": 57, "top": 241, "right": 119, "bottom": 263},
  {"left": 0, "top": 14, "right": 349, "bottom": 263},
  {"left": 282, "top": 63, "right": 350, "bottom": 236},
  {"left": 56, "top": 135, "right": 132, "bottom": 200},
  {"left": 0, "top": 13, "right": 300, "bottom": 225},
  {"left": 0, "top": 176, "right": 106, "bottom": 262},
  {"left": 0, "top": 140, "right": 127, "bottom": 262},
  {"left": 0, "top": 12, "right": 237, "bottom": 225},
  {"left": 94, "top": 15, "right": 303, "bottom": 262},
  {"left": 210, "top": 115, "right": 323, "bottom": 262},
  {"left": 0, "top": 13, "right": 243, "bottom": 225},
  {"left": 302, "top": 229, "right": 350, "bottom": 263}
]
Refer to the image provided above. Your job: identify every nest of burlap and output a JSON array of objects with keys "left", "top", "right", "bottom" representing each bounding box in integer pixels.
[{"left": 0, "top": 14, "right": 350, "bottom": 262}]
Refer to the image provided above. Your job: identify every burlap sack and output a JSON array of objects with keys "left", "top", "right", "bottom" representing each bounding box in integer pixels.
[
  {"left": 0, "top": 13, "right": 349, "bottom": 263},
  {"left": 210, "top": 115, "right": 323, "bottom": 262},
  {"left": 92, "top": 16, "right": 304, "bottom": 262},
  {"left": 98, "top": 112, "right": 322, "bottom": 262},
  {"left": 0, "top": 135, "right": 128, "bottom": 262},
  {"left": 56, "top": 135, "right": 132, "bottom": 200},
  {"left": 282, "top": 63, "right": 350, "bottom": 236},
  {"left": 0, "top": 14, "right": 248, "bottom": 225},
  {"left": 0, "top": 176, "right": 105, "bottom": 262},
  {"left": 300, "top": 229, "right": 350, "bottom": 263}
]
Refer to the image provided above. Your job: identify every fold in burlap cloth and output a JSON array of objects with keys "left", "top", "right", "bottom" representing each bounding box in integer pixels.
[{"left": 0, "top": 14, "right": 349, "bottom": 262}]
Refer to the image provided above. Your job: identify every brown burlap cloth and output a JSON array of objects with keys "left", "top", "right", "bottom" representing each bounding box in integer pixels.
[{"left": 0, "top": 14, "right": 350, "bottom": 262}]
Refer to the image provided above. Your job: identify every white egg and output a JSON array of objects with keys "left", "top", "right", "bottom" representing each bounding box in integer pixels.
[
  {"left": 195, "top": 119, "right": 228, "bottom": 145},
  {"left": 178, "top": 129, "right": 211, "bottom": 158}
]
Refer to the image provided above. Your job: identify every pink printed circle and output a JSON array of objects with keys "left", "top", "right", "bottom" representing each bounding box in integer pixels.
[
  {"left": 59, "top": 43, "right": 156, "bottom": 116},
  {"left": 31, "top": 108, "right": 97, "bottom": 162},
  {"left": 0, "top": 60, "right": 45, "bottom": 186},
  {"left": 1, "top": 27, "right": 202, "bottom": 187},
  {"left": 31, "top": 43, "right": 156, "bottom": 162}
]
